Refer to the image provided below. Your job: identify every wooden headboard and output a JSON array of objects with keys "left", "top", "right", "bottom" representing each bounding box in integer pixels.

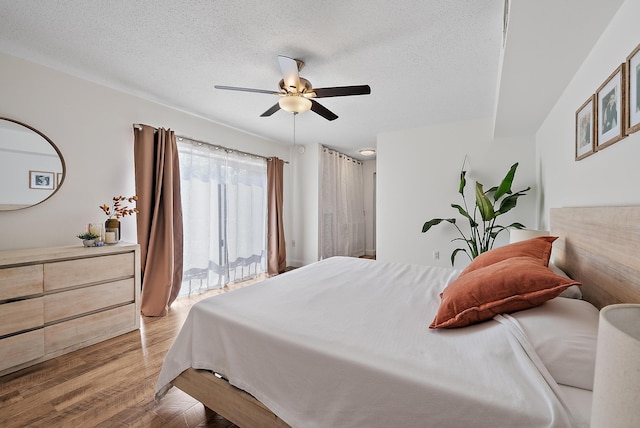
[{"left": 550, "top": 206, "right": 640, "bottom": 309}]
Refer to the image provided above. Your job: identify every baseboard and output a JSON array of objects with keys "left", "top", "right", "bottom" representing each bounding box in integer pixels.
[{"left": 286, "top": 258, "right": 306, "bottom": 268}]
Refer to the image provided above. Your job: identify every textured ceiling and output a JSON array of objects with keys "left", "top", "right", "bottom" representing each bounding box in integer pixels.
[
  {"left": 0, "top": 0, "right": 503, "bottom": 158},
  {"left": 0, "top": 1, "right": 626, "bottom": 158}
]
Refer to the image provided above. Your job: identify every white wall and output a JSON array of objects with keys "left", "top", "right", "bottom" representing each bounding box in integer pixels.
[
  {"left": 0, "top": 52, "right": 291, "bottom": 251},
  {"left": 285, "top": 143, "right": 320, "bottom": 266},
  {"left": 377, "top": 118, "right": 536, "bottom": 269},
  {"left": 536, "top": 0, "right": 640, "bottom": 227}
]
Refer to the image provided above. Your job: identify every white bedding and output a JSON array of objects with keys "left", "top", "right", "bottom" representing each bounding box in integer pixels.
[
  {"left": 156, "top": 256, "right": 576, "bottom": 427},
  {"left": 558, "top": 385, "right": 592, "bottom": 428}
]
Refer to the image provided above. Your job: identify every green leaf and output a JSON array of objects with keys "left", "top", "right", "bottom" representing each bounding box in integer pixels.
[
  {"left": 470, "top": 238, "right": 479, "bottom": 257},
  {"left": 493, "top": 222, "right": 526, "bottom": 231},
  {"left": 451, "top": 204, "right": 473, "bottom": 221},
  {"left": 487, "top": 223, "right": 527, "bottom": 244},
  {"left": 453, "top": 236, "right": 478, "bottom": 257},
  {"left": 497, "top": 194, "right": 518, "bottom": 215},
  {"left": 458, "top": 170, "right": 467, "bottom": 195},
  {"left": 475, "top": 182, "right": 495, "bottom": 221},
  {"left": 494, "top": 163, "right": 518, "bottom": 201},
  {"left": 451, "top": 248, "right": 469, "bottom": 266},
  {"left": 496, "top": 187, "right": 530, "bottom": 215},
  {"left": 485, "top": 186, "right": 498, "bottom": 199},
  {"left": 451, "top": 204, "right": 477, "bottom": 227},
  {"left": 422, "top": 218, "right": 456, "bottom": 233}
]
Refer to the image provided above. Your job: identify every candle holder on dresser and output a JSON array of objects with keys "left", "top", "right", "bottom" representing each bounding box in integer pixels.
[
  {"left": 88, "top": 223, "right": 103, "bottom": 244},
  {"left": 104, "top": 218, "right": 120, "bottom": 244}
]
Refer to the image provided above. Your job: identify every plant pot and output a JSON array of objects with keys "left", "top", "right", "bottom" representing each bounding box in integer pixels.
[
  {"left": 82, "top": 239, "right": 95, "bottom": 247},
  {"left": 104, "top": 218, "right": 121, "bottom": 243}
]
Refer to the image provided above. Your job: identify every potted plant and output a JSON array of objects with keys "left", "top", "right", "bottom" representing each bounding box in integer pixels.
[
  {"left": 421, "top": 162, "right": 530, "bottom": 266},
  {"left": 77, "top": 231, "right": 101, "bottom": 247}
]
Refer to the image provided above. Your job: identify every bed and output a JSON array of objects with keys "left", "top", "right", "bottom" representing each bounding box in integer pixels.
[{"left": 154, "top": 206, "right": 640, "bottom": 427}]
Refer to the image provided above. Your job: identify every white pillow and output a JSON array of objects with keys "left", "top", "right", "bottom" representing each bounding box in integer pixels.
[
  {"left": 549, "top": 262, "right": 582, "bottom": 299},
  {"left": 510, "top": 296, "right": 598, "bottom": 390}
]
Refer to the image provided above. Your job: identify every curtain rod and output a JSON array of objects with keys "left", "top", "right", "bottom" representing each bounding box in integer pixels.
[
  {"left": 322, "top": 146, "right": 362, "bottom": 165},
  {"left": 133, "top": 123, "right": 289, "bottom": 164}
]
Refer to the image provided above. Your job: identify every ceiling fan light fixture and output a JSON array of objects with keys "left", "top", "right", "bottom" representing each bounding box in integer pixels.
[{"left": 279, "top": 94, "right": 312, "bottom": 113}]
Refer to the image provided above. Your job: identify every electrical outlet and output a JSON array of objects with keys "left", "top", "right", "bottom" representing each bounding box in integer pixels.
[{"left": 433, "top": 251, "right": 439, "bottom": 260}]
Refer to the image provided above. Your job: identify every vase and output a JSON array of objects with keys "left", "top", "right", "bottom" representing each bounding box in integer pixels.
[
  {"left": 82, "top": 239, "right": 95, "bottom": 247},
  {"left": 104, "top": 218, "right": 120, "bottom": 243}
]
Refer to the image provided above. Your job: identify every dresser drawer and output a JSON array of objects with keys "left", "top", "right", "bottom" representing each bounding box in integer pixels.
[
  {"left": 0, "top": 264, "right": 43, "bottom": 300},
  {"left": 44, "top": 278, "right": 134, "bottom": 323},
  {"left": 0, "top": 297, "right": 44, "bottom": 336},
  {"left": 0, "top": 244, "right": 140, "bottom": 375},
  {"left": 0, "top": 329, "right": 44, "bottom": 371},
  {"left": 45, "top": 303, "right": 137, "bottom": 355},
  {"left": 44, "top": 252, "right": 134, "bottom": 291}
]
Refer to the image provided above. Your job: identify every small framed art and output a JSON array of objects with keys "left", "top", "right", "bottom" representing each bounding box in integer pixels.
[
  {"left": 29, "top": 170, "right": 55, "bottom": 190},
  {"left": 596, "top": 64, "right": 626, "bottom": 150},
  {"left": 626, "top": 42, "right": 640, "bottom": 135},
  {"left": 575, "top": 95, "right": 596, "bottom": 160}
]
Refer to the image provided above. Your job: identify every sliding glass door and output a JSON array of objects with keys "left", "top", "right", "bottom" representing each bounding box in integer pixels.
[{"left": 177, "top": 140, "right": 267, "bottom": 296}]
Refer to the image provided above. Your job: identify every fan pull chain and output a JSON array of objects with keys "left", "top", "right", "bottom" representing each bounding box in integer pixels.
[{"left": 293, "top": 112, "right": 297, "bottom": 147}]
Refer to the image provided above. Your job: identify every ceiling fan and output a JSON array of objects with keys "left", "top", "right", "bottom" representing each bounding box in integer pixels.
[{"left": 214, "top": 55, "right": 371, "bottom": 121}]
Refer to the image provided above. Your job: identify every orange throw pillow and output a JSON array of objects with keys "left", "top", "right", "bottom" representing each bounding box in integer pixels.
[
  {"left": 430, "top": 256, "right": 580, "bottom": 329},
  {"left": 460, "top": 236, "right": 557, "bottom": 275}
]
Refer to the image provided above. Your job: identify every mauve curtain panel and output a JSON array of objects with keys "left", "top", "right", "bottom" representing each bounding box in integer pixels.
[
  {"left": 134, "top": 125, "right": 184, "bottom": 316},
  {"left": 267, "top": 157, "right": 286, "bottom": 275}
]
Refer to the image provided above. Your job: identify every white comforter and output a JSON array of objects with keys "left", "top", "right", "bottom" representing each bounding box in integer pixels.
[{"left": 155, "top": 256, "right": 574, "bottom": 427}]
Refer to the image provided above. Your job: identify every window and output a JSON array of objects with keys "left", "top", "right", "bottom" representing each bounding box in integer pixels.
[{"left": 178, "top": 140, "right": 267, "bottom": 296}]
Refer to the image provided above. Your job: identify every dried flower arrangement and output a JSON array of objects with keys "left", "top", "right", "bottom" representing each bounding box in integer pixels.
[{"left": 100, "top": 195, "right": 139, "bottom": 219}]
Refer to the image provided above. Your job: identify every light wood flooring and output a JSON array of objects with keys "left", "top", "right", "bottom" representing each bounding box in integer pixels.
[{"left": 0, "top": 283, "right": 253, "bottom": 427}]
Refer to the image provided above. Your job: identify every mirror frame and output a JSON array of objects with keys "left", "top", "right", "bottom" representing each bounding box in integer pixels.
[{"left": 0, "top": 117, "right": 66, "bottom": 211}]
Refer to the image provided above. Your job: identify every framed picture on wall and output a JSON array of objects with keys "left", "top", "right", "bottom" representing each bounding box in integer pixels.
[
  {"left": 626, "top": 42, "right": 640, "bottom": 135},
  {"left": 575, "top": 95, "right": 596, "bottom": 160},
  {"left": 596, "top": 64, "right": 626, "bottom": 150},
  {"left": 29, "top": 170, "right": 55, "bottom": 190}
]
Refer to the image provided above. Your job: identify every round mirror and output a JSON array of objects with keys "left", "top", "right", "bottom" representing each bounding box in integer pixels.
[{"left": 0, "top": 118, "right": 65, "bottom": 211}]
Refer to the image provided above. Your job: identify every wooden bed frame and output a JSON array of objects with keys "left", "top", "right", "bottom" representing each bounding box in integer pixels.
[
  {"left": 171, "top": 368, "right": 290, "bottom": 427},
  {"left": 170, "top": 206, "right": 640, "bottom": 427},
  {"left": 550, "top": 206, "right": 640, "bottom": 308}
]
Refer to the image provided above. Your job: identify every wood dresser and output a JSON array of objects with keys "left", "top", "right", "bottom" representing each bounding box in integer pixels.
[{"left": 0, "top": 243, "right": 141, "bottom": 376}]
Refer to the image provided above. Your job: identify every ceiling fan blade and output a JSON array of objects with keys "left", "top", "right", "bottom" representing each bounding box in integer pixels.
[
  {"left": 214, "top": 85, "right": 280, "bottom": 95},
  {"left": 310, "top": 100, "right": 338, "bottom": 121},
  {"left": 278, "top": 55, "right": 301, "bottom": 93},
  {"left": 312, "top": 85, "right": 371, "bottom": 98},
  {"left": 260, "top": 103, "right": 281, "bottom": 117}
]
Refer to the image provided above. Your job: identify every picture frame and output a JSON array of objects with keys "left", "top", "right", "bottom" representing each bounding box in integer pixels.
[
  {"left": 626, "top": 42, "right": 640, "bottom": 135},
  {"left": 575, "top": 95, "right": 596, "bottom": 161},
  {"left": 29, "top": 170, "right": 55, "bottom": 190},
  {"left": 596, "top": 64, "right": 626, "bottom": 150}
]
